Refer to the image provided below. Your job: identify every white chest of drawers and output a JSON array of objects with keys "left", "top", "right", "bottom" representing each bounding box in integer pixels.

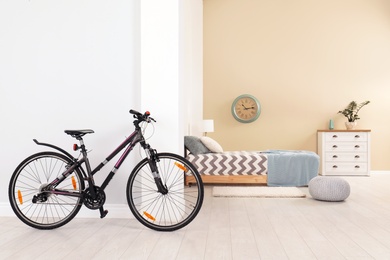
[{"left": 317, "top": 130, "right": 371, "bottom": 176}]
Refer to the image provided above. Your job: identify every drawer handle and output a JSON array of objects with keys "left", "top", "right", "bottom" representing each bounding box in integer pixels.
[
  {"left": 332, "top": 135, "right": 338, "bottom": 138},
  {"left": 333, "top": 165, "right": 338, "bottom": 168},
  {"left": 333, "top": 155, "right": 338, "bottom": 158},
  {"left": 355, "top": 155, "right": 360, "bottom": 158},
  {"left": 355, "top": 145, "right": 360, "bottom": 148},
  {"left": 355, "top": 165, "right": 360, "bottom": 169},
  {"left": 355, "top": 135, "right": 360, "bottom": 138},
  {"left": 333, "top": 145, "right": 338, "bottom": 148}
]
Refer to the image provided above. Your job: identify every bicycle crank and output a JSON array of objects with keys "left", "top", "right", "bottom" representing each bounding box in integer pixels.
[{"left": 83, "top": 186, "right": 106, "bottom": 210}]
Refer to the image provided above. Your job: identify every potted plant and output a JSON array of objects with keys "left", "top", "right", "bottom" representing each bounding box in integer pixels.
[{"left": 338, "top": 100, "right": 370, "bottom": 129}]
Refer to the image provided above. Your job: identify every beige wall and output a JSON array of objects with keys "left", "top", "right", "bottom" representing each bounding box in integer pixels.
[{"left": 203, "top": 0, "right": 390, "bottom": 170}]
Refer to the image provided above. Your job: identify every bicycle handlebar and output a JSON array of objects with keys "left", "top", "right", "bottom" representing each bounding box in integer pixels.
[{"left": 129, "top": 109, "right": 156, "bottom": 124}]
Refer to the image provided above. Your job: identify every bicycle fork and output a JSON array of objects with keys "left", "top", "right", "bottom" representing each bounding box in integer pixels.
[{"left": 145, "top": 146, "right": 168, "bottom": 195}]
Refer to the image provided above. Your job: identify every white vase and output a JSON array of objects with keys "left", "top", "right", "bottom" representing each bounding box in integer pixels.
[{"left": 345, "top": 122, "right": 357, "bottom": 130}]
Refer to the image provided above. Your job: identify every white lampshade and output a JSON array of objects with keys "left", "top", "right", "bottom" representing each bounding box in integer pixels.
[{"left": 203, "top": 119, "right": 214, "bottom": 135}]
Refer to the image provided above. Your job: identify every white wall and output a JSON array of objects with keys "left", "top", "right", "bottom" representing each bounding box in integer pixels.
[
  {"left": 0, "top": 0, "right": 203, "bottom": 217},
  {"left": 180, "top": 0, "right": 204, "bottom": 137},
  {"left": 140, "top": 0, "right": 182, "bottom": 151}
]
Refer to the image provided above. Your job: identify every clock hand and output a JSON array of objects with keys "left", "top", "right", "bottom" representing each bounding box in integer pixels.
[{"left": 241, "top": 104, "right": 249, "bottom": 110}]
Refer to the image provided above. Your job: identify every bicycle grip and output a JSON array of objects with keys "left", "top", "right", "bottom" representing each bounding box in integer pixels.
[{"left": 129, "top": 109, "right": 142, "bottom": 116}]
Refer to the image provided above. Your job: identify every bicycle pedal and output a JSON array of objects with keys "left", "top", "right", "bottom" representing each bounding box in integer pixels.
[{"left": 99, "top": 208, "right": 108, "bottom": 219}]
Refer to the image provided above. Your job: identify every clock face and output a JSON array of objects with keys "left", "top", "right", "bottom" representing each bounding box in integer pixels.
[{"left": 231, "top": 94, "right": 261, "bottom": 123}]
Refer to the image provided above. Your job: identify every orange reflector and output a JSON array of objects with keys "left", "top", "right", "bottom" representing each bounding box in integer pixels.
[
  {"left": 17, "top": 190, "right": 23, "bottom": 205},
  {"left": 71, "top": 176, "right": 77, "bottom": 190},
  {"left": 174, "top": 162, "right": 187, "bottom": 171},
  {"left": 143, "top": 211, "right": 156, "bottom": 221}
]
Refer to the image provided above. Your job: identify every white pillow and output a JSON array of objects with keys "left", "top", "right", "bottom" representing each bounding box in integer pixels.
[{"left": 200, "top": 136, "right": 223, "bottom": 153}]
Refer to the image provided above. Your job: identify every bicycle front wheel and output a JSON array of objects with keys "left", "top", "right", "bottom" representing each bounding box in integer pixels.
[
  {"left": 127, "top": 153, "right": 204, "bottom": 231},
  {"left": 8, "top": 152, "right": 85, "bottom": 229}
]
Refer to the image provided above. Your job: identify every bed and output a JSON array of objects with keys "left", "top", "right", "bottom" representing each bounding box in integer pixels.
[{"left": 184, "top": 136, "right": 320, "bottom": 187}]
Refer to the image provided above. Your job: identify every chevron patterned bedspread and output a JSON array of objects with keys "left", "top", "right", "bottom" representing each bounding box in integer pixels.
[
  {"left": 187, "top": 151, "right": 267, "bottom": 176},
  {"left": 187, "top": 150, "right": 320, "bottom": 186}
]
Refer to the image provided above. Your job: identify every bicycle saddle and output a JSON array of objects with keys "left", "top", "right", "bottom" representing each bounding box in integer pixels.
[{"left": 64, "top": 129, "right": 94, "bottom": 138}]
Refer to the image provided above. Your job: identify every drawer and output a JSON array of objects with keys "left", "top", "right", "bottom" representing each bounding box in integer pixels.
[
  {"left": 325, "top": 152, "right": 367, "bottom": 162},
  {"left": 325, "top": 132, "right": 367, "bottom": 142},
  {"left": 325, "top": 142, "right": 367, "bottom": 152},
  {"left": 325, "top": 162, "right": 368, "bottom": 173}
]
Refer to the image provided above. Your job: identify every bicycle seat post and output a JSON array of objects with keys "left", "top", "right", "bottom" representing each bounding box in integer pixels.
[{"left": 77, "top": 137, "right": 86, "bottom": 152}]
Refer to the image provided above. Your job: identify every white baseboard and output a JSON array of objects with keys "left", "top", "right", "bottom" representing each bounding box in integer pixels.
[
  {"left": 0, "top": 202, "right": 134, "bottom": 219},
  {"left": 0, "top": 203, "right": 14, "bottom": 217},
  {"left": 371, "top": 171, "right": 390, "bottom": 174}
]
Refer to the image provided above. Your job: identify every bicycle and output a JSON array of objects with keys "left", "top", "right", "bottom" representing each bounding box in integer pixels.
[{"left": 8, "top": 109, "right": 204, "bottom": 231}]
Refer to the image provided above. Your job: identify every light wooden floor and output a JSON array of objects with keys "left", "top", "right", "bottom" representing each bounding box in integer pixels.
[{"left": 2, "top": 174, "right": 390, "bottom": 260}]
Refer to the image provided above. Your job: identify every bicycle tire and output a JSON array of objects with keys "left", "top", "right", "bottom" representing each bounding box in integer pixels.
[
  {"left": 126, "top": 152, "right": 204, "bottom": 231},
  {"left": 8, "top": 152, "right": 85, "bottom": 229}
]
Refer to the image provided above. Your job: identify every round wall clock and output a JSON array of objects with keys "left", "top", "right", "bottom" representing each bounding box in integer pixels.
[{"left": 231, "top": 94, "right": 261, "bottom": 123}]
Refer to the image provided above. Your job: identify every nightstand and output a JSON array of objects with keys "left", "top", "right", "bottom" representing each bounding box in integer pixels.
[{"left": 317, "top": 130, "right": 371, "bottom": 176}]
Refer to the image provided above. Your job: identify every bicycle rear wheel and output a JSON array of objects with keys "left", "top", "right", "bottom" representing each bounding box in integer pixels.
[
  {"left": 8, "top": 152, "right": 85, "bottom": 229},
  {"left": 127, "top": 153, "right": 204, "bottom": 231}
]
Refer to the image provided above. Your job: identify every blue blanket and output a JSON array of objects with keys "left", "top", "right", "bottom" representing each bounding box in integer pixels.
[{"left": 262, "top": 150, "right": 319, "bottom": 187}]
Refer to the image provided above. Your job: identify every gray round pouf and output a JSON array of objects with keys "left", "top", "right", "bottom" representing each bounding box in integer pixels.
[{"left": 308, "top": 176, "right": 350, "bottom": 202}]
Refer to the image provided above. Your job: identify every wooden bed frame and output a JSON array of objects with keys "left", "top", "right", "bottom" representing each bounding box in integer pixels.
[{"left": 185, "top": 174, "right": 267, "bottom": 186}]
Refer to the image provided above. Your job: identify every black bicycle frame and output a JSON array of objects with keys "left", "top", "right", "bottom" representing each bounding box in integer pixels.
[
  {"left": 99, "top": 130, "right": 143, "bottom": 190},
  {"left": 35, "top": 127, "right": 146, "bottom": 198}
]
